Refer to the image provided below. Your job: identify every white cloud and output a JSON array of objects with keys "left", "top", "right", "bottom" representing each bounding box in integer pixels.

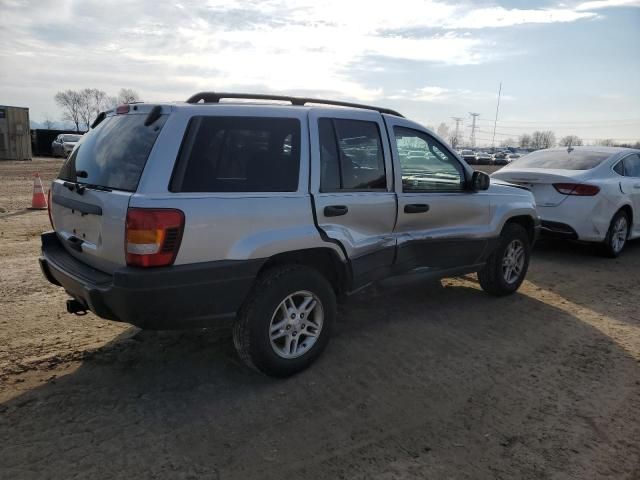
[
  {"left": 388, "top": 85, "right": 515, "bottom": 103},
  {"left": 576, "top": 0, "right": 640, "bottom": 11},
  {"left": 444, "top": 6, "right": 597, "bottom": 28},
  {"left": 0, "top": 0, "right": 633, "bottom": 122}
]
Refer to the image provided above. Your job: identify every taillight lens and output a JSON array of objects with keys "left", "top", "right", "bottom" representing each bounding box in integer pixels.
[
  {"left": 47, "top": 188, "right": 54, "bottom": 229},
  {"left": 125, "top": 208, "right": 185, "bottom": 267},
  {"left": 115, "top": 104, "right": 130, "bottom": 114},
  {"left": 553, "top": 183, "right": 600, "bottom": 196}
]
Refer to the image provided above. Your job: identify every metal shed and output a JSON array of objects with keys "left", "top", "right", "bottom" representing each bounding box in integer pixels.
[{"left": 0, "top": 106, "right": 32, "bottom": 160}]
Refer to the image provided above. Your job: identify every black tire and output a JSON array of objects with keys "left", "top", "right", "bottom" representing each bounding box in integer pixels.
[
  {"left": 478, "top": 223, "right": 530, "bottom": 296},
  {"left": 600, "top": 210, "right": 630, "bottom": 258},
  {"left": 233, "top": 265, "right": 336, "bottom": 377}
]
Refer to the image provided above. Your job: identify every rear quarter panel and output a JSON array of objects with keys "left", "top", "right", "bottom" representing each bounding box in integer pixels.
[{"left": 131, "top": 105, "right": 344, "bottom": 264}]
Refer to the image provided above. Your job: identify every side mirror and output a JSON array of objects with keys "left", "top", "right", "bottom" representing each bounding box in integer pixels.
[{"left": 470, "top": 170, "right": 490, "bottom": 191}]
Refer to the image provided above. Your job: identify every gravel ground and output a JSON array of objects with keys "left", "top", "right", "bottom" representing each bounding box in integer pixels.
[{"left": 0, "top": 159, "right": 639, "bottom": 479}]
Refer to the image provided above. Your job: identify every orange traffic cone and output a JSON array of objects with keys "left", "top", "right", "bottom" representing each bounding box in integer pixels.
[{"left": 30, "top": 173, "right": 48, "bottom": 210}]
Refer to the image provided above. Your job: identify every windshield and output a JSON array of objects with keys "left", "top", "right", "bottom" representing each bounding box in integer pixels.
[
  {"left": 62, "top": 135, "right": 82, "bottom": 142},
  {"left": 506, "top": 149, "right": 612, "bottom": 170},
  {"left": 58, "top": 113, "right": 167, "bottom": 191}
]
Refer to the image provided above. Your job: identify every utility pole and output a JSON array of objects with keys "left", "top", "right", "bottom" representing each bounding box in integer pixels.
[
  {"left": 469, "top": 112, "right": 480, "bottom": 148},
  {"left": 491, "top": 82, "right": 502, "bottom": 152},
  {"left": 451, "top": 116, "right": 463, "bottom": 149}
]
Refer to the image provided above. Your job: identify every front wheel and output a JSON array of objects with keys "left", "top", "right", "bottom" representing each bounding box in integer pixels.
[
  {"left": 478, "top": 223, "right": 531, "bottom": 296},
  {"left": 233, "top": 265, "right": 336, "bottom": 377}
]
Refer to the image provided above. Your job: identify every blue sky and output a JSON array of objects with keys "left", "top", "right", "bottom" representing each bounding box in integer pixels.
[{"left": 0, "top": 0, "right": 638, "bottom": 144}]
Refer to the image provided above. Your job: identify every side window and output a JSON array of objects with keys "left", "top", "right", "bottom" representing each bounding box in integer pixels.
[
  {"left": 623, "top": 154, "right": 640, "bottom": 177},
  {"left": 394, "top": 127, "right": 464, "bottom": 192},
  {"left": 613, "top": 161, "right": 625, "bottom": 176},
  {"left": 170, "top": 116, "right": 300, "bottom": 192},
  {"left": 319, "top": 118, "right": 386, "bottom": 191}
]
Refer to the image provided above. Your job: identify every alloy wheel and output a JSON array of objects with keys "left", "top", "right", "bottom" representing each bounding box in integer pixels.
[
  {"left": 611, "top": 216, "right": 628, "bottom": 254},
  {"left": 269, "top": 290, "right": 324, "bottom": 359},
  {"left": 502, "top": 239, "right": 525, "bottom": 284}
]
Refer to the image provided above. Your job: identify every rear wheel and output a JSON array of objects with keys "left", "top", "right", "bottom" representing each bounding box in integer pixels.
[
  {"left": 233, "top": 265, "right": 336, "bottom": 377},
  {"left": 478, "top": 223, "right": 530, "bottom": 296},
  {"left": 600, "top": 210, "right": 629, "bottom": 258}
]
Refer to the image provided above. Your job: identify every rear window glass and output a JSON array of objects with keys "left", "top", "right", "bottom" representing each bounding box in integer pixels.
[
  {"left": 170, "top": 116, "right": 300, "bottom": 192},
  {"left": 62, "top": 134, "right": 81, "bottom": 142},
  {"left": 58, "top": 113, "right": 167, "bottom": 191},
  {"left": 506, "top": 149, "right": 611, "bottom": 170}
]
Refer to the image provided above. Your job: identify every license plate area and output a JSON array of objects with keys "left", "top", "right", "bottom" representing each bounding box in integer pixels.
[{"left": 62, "top": 209, "right": 101, "bottom": 246}]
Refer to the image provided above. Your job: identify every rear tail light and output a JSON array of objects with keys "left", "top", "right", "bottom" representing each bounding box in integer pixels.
[
  {"left": 125, "top": 208, "right": 185, "bottom": 267},
  {"left": 553, "top": 183, "right": 600, "bottom": 196},
  {"left": 47, "top": 189, "right": 54, "bottom": 229},
  {"left": 115, "top": 104, "right": 130, "bottom": 114}
]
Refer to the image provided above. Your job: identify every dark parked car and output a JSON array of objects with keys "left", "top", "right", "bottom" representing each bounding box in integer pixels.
[
  {"left": 460, "top": 149, "right": 477, "bottom": 164},
  {"left": 476, "top": 152, "right": 494, "bottom": 165}
]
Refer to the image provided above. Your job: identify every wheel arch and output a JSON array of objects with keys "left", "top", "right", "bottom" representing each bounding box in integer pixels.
[
  {"left": 257, "top": 248, "right": 350, "bottom": 295},
  {"left": 617, "top": 204, "right": 633, "bottom": 233},
  {"left": 503, "top": 214, "right": 536, "bottom": 244}
]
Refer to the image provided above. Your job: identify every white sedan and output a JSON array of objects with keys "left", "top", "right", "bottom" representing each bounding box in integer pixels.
[{"left": 492, "top": 147, "right": 640, "bottom": 257}]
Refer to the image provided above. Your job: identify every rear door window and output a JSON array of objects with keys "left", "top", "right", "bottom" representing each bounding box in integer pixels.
[
  {"left": 171, "top": 116, "right": 300, "bottom": 192},
  {"left": 623, "top": 154, "right": 640, "bottom": 177},
  {"left": 58, "top": 113, "right": 167, "bottom": 191},
  {"left": 318, "top": 118, "right": 386, "bottom": 191}
]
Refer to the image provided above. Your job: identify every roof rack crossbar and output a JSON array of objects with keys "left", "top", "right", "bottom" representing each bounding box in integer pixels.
[{"left": 185, "top": 92, "right": 403, "bottom": 117}]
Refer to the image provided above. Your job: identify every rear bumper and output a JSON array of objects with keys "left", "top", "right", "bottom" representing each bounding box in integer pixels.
[
  {"left": 540, "top": 220, "right": 578, "bottom": 240},
  {"left": 39, "top": 232, "right": 263, "bottom": 329},
  {"left": 537, "top": 197, "right": 612, "bottom": 242}
]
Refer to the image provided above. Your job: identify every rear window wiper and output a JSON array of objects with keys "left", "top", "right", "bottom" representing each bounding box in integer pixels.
[
  {"left": 78, "top": 183, "right": 113, "bottom": 192},
  {"left": 62, "top": 180, "right": 112, "bottom": 195}
]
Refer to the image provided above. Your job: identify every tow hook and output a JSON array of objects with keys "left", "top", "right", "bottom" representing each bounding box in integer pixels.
[{"left": 66, "top": 299, "right": 88, "bottom": 316}]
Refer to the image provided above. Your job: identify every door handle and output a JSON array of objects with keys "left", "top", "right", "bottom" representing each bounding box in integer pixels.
[
  {"left": 324, "top": 205, "right": 349, "bottom": 217},
  {"left": 404, "top": 203, "right": 430, "bottom": 214}
]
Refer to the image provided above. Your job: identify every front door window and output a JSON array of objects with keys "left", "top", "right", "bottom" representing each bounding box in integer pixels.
[{"left": 394, "top": 127, "right": 465, "bottom": 192}]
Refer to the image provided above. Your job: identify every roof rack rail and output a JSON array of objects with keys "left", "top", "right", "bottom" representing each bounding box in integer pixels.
[{"left": 185, "top": 92, "right": 404, "bottom": 117}]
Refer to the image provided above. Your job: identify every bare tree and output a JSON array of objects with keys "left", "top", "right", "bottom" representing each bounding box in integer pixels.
[
  {"left": 42, "top": 114, "right": 55, "bottom": 129},
  {"left": 55, "top": 90, "right": 83, "bottom": 132},
  {"left": 436, "top": 122, "right": 450, "bottom": 140},
  {"left": 531, "top": 130, "right": 556, "bottom": 149},
  {"left": 518, "top": 134, "right": 531, "bottom": 149},
  {"left": 559, "top": 135, "right": 583, "bottom": 147},
  {"left": 89, "top": 88, "right": 110, "bottom": 117},
  {"left": 118, "top": 88, "right": 140, "bottom": 104},
  {"left": 597, "top": 138, "right": 615, "bottom": 146},
  {"left": 78, "top": 88, "right": 96, "bottom": 131},
  {"left": 500, "top": 138, "right": 516, "bottom": 148},
  {"left": 106, "top": 96, "right": 118, "bottom": 110}
]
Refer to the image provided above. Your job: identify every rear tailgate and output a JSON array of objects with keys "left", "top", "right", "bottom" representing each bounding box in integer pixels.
[
  {"left": 491, "top": 168, "right": 590, "bottom": 207},
  {"left": 50, "top": 106, "right": 169, "bottom": 273}
]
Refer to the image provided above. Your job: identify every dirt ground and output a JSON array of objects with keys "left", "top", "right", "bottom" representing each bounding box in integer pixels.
[{"left": 1, "top": 159, "right": 639, "bottom": 479}]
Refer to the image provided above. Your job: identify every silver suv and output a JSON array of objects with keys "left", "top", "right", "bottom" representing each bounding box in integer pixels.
[{"left": 40, "top": 93, "right": 540, "bottom": 377}]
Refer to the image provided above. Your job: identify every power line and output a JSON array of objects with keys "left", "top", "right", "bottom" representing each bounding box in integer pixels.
[
  {"left": 451, "top": 116, "right": 463, "bottom": 148},
  {"left": 491, "top": 82, "right": 502, "bottom": 150},
  {"left": 469, "top": 112, "right": 480, "bottom": 148},
  {"left": 476, "top": 122, "right": 640, "bottom": 130},
  {"left": 476, "top": 118, "right": 640, "bottom": 125}
]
